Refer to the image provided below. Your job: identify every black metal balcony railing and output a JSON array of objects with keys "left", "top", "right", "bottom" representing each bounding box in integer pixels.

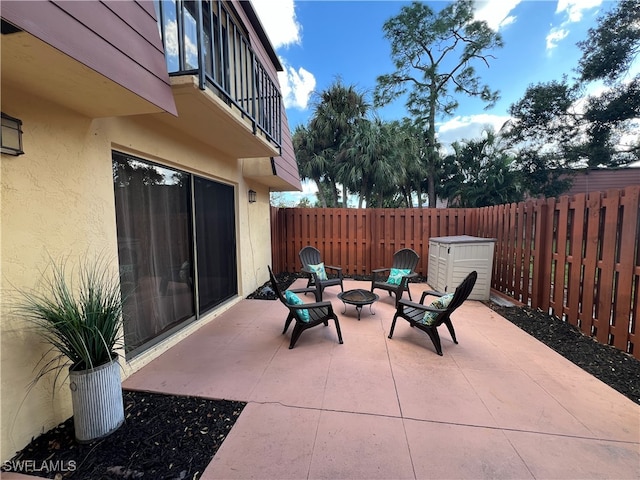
[{"left": 154, "top": 0, "right": 282, "bottom": 150}]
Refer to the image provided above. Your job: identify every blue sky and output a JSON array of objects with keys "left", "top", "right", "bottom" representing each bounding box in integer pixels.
[{"left": 250, "top": 0, "right": 636, "bottom": 202}]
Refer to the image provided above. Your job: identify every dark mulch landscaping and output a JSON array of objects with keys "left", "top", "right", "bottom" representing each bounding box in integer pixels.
[
  {"left": 2, "top": 391, "right": 245, "bottom": 479},
  {"left": 5, "top": 272, "right": 639, "bottom": 479}
]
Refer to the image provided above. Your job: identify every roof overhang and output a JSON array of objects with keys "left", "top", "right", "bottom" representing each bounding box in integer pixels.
[
  {"left": 1, "top": 31, "right": 168, "bottom": 118},
  {"left": 242, "top": 157, "right": 301, "bottom": 191}
]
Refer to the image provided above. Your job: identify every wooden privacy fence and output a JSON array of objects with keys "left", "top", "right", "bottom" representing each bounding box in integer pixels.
[
  {"left": 270, "top": 186, "right": 639, "bottom": 358},
  {"left": 270, "top": 207, "right": 479, "bottom": 276}
]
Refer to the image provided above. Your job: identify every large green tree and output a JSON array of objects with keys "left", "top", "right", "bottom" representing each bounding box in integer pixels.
[
  {"left": 374, "top": 0, "right": 503, "bottom": 208},
  {"left": 505, "top": 78, "right": 586, "bottom": 165},
  {"left": 578, "top": 0, "right": 640, "bottom": 164},
  {"left": 577, "top": 0, "right": 639, "bottom": 85},
  {"left": 506, "top": 0, "right": 639, "bottom": 172}
]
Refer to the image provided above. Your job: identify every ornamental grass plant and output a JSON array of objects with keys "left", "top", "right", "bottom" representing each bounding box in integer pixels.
[{"left": 17, "top": 254, "right": 125, "bottom": 381}]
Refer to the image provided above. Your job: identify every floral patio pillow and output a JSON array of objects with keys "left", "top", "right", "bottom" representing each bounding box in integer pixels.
[
  {"left": 309, "top": 262, "right": 328, "bottom": 281},
  {"left": 386, "top": 268, "right": 411, "bottom": 285}
]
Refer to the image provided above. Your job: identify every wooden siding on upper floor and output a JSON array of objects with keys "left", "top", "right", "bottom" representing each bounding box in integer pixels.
[
  {"left": 3, "top": 0, "right": 301, "bottom": 189},
  {"left": 274, "top": 109, "right": 302, "bottom": 191},
  {"left": 1, "top": 0, "right": 177, "bottom": 116}
]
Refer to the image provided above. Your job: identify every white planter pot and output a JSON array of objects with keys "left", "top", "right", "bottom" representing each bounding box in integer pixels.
[{"left": 69, "top": 358, "right": 124, "bottom": 443}]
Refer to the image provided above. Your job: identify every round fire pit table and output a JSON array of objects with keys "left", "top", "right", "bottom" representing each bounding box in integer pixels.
[{"left": 337, "top": 289, "right": 379, "bottom": 321}]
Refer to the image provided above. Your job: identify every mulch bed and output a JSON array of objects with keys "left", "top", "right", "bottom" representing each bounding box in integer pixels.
[
  {"left": 2, "top": 391, "right": 244, "bottom": 479},
  {"left": 4, "top": 272, "right": 639, "bottom": 479}
]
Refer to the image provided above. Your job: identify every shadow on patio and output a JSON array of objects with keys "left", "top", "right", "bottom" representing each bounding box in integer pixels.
[{"left": 115, "top": 278, "right": 640, "bottom": 479}]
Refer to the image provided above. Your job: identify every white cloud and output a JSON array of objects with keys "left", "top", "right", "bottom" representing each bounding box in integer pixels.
[
  {"left": 436, "top": 114, "right": 511, "bottom": 148},
  {"left": 546, "top": 0, "right": 602, "bottom": 52},
  {"left": 546, "top": 27, "right": 569, "bottom": 51},
  {"left": 271, "top": 180, "right": 317, "bottom": 206},
  {"left": 251, "top": 0, "right": 301, "bottom": 49},
  {"left": 164, "top": 19, "right": 178, "bottom": 58},
  {"left": 556, "top": 0, "right": 603, "bottom": 23},
  {"left": 278, "top": 63, "right": 316, "bottom": 110},
  {"left": 474, "top": 0, "right": 522, "bottom": 31}
]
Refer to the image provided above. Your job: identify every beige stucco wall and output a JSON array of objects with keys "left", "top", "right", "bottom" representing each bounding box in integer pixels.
[{"left": 1, "top": 88, "right": 274, "bottom": 461}]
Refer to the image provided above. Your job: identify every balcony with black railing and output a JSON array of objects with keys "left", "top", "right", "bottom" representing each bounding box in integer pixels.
[{"left": 154, "top": 0, "right": 282, "bottom": 158}]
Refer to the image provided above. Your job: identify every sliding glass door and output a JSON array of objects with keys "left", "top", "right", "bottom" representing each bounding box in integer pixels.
[
  {"left": 112, "top": 151, "right": 237, "bottom": 356},
  {"left": 194, "top": 177, "right": 237, "bottom": 312}
]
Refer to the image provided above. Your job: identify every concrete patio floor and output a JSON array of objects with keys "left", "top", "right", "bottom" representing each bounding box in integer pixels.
[{"left": 6, "top": 279, "right": 639, "bottom": 479}]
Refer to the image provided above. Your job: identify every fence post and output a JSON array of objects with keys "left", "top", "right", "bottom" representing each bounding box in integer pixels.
[{"left": 531, "top": 199, "right": 550, "bottom": 310}]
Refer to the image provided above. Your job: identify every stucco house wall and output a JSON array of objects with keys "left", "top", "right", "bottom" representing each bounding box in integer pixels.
[
  {"left": 1, "top": 82, "right": 276, "bottom": 463},
  {"left": 1, "top": 0, "right": 300, "bottom": 461}
]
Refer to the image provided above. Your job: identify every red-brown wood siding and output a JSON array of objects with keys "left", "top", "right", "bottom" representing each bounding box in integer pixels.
[
  {"left": 274, "top": 109, "right": 302, "bottom": 190},
  {"left": 564, "top": 168, "right": 640, "bottom": 196},
  {"left": 2, "top": 0, "right": 177, "bottom": 115}
]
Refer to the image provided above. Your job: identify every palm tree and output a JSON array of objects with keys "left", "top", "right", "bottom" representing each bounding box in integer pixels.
[
  {"left": 292, "top": 125, "right": 330, "bottom": 207},
  {"left": 442, "top": 128, "right": 522, "bottom": 207},
  {"left": 368, "top": 121, "right": 406, "bottom": 207},
  {"left": 308, "top": 79, "right": 370, "bottom": 207},
  {"left": 335, "top": 118, "right": 411, "bottom": 208}
]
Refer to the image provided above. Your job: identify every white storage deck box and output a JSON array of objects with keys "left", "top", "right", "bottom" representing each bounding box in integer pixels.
[{"left": 427, "top": 235, "right": 496, "bottom": 301}]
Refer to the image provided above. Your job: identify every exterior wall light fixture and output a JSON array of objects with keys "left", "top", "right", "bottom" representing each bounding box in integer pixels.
[
  {"left": 1, "top": 112, "right": 24, "bottom": 156},
  {"left": 248, "top": 189, "right": 257, "bottom": 203}
]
